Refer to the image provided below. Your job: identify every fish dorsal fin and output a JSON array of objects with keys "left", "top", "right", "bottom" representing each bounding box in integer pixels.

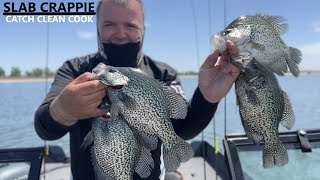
[
  {"left": 134, "top": 147, "right": 155, "bottom": 178},
  {"left": 160, "top": 82, "right": 188, "bottom": 119},
  {"left": 258, "top": 14, "right": 288, "bottom": 35},
  {"left": 280, "top": 91, "right": 295, "bottom": 130}
]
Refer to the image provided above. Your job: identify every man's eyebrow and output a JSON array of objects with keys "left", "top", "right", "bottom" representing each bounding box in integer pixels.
[
  {"left": 101, "top": 19, "right": 117, "bottom": 24},
  {"left": 126, "top": 22, "right": 139, "bottom": 26}
]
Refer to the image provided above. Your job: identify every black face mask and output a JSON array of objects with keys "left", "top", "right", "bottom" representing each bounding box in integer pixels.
[{"left": 103, "top": 41, "right": 142, "bottom": 67}]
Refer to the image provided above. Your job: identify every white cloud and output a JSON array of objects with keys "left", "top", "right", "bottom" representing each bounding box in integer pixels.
[
  {"left": 298, "top": 42, "right": 320, "bottom": 70},
  {"left": 77, "top": 30, "right": 96, "bottom": 39},
  {"left": 299, "top": 42, "right": 320, "bottom": 55}
]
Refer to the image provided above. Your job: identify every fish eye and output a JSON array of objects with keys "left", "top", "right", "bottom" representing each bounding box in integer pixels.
[
  {"left": 225, "top": 29, "right": 232, "bottom": 35},
  {"left": 92, "top": 68, "right": 101, "bottom": 74},
  {"left": 109, "top": 68, "right": 116, "bottom": 73}
]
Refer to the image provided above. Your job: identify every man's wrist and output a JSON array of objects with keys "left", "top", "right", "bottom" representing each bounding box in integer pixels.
[{"left": 49, "top": 97, "right": 77, "bottom": 127}]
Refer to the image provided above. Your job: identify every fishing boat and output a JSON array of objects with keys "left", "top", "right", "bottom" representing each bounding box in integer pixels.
[{"left": 1, "top": 128, "right": 320, "bottom": 180}]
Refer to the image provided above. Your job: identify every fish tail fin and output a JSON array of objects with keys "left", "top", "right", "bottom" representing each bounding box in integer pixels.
[
  {"left": 287, "top": 47, "right": 302, "bottom": 77},
  {"left": 163, "top": 138, "right": 194, "bottom": 172},
  {"left": 263, "top": 140, "right": 288, "bottom": 168}
]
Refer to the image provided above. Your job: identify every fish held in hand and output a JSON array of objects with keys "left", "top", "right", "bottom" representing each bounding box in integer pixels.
[
  {"left": 213, "top": 14, "right": 302, "bottom": 77},
  {"left": 92, "top": 63, "right": 194, "bottom": 172},
  {"left": 234, "top": 58, "right": 295, "bottom": 168},
  {"left": 81, "top": 115, "right": 154, "bottom": 180}
]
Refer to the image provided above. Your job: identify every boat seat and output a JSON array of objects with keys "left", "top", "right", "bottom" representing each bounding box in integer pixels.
[{"left": 0, "top": 147, "right": 43, "bottom": 180}]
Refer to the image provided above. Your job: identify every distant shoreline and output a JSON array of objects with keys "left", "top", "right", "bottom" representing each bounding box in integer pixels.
[
  {"left": 0, "top": 70, "right": 319, "bottom": 83},
  {"left": 0, "top": 77, "right": 54, "bottom": 83}
]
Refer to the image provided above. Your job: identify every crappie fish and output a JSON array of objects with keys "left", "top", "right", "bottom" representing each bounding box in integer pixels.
[
  {"left": 92, "top": 63, "right": 194, "bottom": 172},
  {"left": 81, "top": 115, "right": 154, "bottom": 180},
  {"left": 234, "top": 58, "right": 295, "bottom": 168},
  {"left": 213, "top": 14, "right": 302, "bottom": 77}
]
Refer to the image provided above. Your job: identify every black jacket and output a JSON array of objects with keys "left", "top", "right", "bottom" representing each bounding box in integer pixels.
[{"left": 34, "top": 53, "right": 218, "bottom": 180}]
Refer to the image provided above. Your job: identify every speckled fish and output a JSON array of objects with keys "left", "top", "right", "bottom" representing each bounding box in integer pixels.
[
  {"left": 92, "top": 63, "right": 194, "bottom": 172},
  {"left": 213, "top": 14, "right": 302, "bottom": 77},
  {"left": 233, "top": 58, "right": 295, "bottom": 168},
  {"left": 81, "top": 115, "right": 154, "bottom": 180}
]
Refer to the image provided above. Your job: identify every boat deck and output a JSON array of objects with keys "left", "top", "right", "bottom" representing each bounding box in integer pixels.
[{"left": 41, "top": 157, "right": 224, "bottom": 180}]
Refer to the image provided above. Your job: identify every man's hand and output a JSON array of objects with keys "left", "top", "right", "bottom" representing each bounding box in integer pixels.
[
  {"left": 199, "top": 41, "right": 241, "bottom": 103},
  {"left": 49, "top": 72, "right": 108, "bottom": 126}
]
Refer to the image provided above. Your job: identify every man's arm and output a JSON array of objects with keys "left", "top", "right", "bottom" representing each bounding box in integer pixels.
[
  {"left": 168, "top": 77, "right": 218, "bottom": 140},
  {"left": 34, "top": 62, "right": 76, "bottom": 140}
]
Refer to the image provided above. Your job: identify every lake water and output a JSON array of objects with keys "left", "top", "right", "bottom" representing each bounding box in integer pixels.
[{"left": 0, "top": 75, "right": 319, "bottom": 156}]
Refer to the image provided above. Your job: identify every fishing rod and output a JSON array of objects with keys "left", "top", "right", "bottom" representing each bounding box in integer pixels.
[
  {"left": 223, "top": 0, "right": 228, "bottom": 178},
  {"left": 189, "top": 0, "right": 208, "bottom": 179},
  {"left": 43, "top": 19, "right": 50, "bottom": 180},
  {"left": 207, "top": 0, "right": 221, "bottom": 179}
]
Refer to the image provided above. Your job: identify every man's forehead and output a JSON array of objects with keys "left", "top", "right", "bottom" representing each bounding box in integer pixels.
[{"left": 99, "top": 1, "right": 143, "bottom": 21}]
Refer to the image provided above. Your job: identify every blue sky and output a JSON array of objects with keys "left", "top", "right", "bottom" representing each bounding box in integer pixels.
[{"left": 1, "top": 0, "right": 320, "bottom": 75}]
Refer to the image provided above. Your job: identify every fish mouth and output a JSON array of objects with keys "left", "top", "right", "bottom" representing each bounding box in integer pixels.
[
  {"left": 230, "top": 51, "right": 253, "bottom": 69},
  {"left": 98, "top": 84, "right": 125, "bottom": 111},
  {"left": 98, "top": 95, "right": 111, "bottom": 111},
  {"left": 101, "top": 112, "right": 111, "bottom": 120},
  {"left": 110, "top": 85, "right": 124, "bottom": 91}
]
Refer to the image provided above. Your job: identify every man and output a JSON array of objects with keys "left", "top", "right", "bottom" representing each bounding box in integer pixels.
[{"left": 34, "top": 0, "right": 240, "bottom": 179}]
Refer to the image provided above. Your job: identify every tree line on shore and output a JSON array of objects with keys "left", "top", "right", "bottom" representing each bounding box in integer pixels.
[
  {"left": 0, "top": 67, "right": 56, "bottom": 78},
  {"left": 2, "top": 65, "right": 317, "bottom": 79},
  {"left": 0, "top": 66, "right": 199, "bottom": 78}
]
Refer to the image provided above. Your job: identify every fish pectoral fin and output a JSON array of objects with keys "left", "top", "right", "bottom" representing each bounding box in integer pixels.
[
  {"left": 246, "top": 89, "right": 260, "bottom": 106},
  {"left": 280, "top": 91, "right": 295, "bottom": 130},
  {"left": 135, "top": 147, "right": 154, "bottom": 178},
  {"left": 250, "top": 40, "right": 266, "bottom": 51},
  {"left": 162, "top": 84, "right": 188, "bottom": 119},
  {"left": 81, "top": 130, "right": 94, "bottom": 149},
  {"left": 264, "top": 63, "right": 286, "bottom": 76}
]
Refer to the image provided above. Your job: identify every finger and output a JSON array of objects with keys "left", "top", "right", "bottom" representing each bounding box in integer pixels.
[
  {"left": 88, "top": 99, "right": 104, "bottom": 109},
  {"left": 226, "top": 40, "right": 238, "bottom": 55},
  {"left": 216, "top": 56, "right": 228, "bottom": 68},
  {"left": 76, "top": 80, "right": 108, "bottom": 96},
  {"left": 200, "top": 49, "right": 220, "bottom": 69},
  {"left": 90, "top": 108, "right": 108, "bottom": 118},
  {"left": 219, "top": 41, "right": 237, "bottom": 61},
  {"left": 71, "top": 72, "right": 92, "bottom": 85},
  {"left": 85, "top": 90, "right": 106, "bottom": 105}
]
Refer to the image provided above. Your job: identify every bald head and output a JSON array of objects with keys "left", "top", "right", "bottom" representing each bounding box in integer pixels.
[{"left": 96, "top": 0, "right": 145, "bottom": 23}]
